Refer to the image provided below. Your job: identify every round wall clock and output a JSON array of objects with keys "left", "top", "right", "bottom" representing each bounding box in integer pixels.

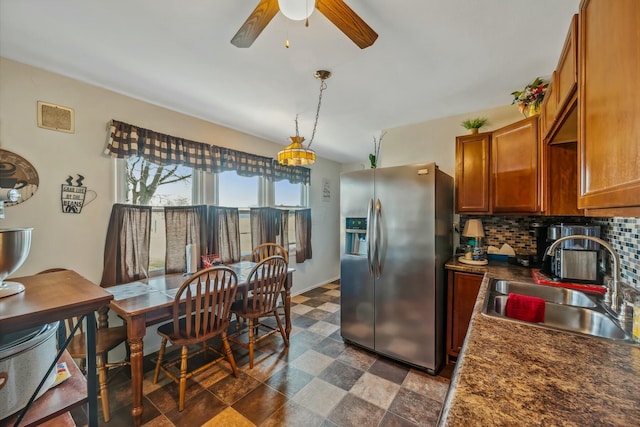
[{"left": 0, "top": 149, "right": 39, "bottom": 206}]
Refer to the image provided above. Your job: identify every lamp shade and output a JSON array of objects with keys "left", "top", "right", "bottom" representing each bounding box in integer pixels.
[
  {"left": 462, "top": 219, "right": 485, "bottom": 238},
  {"left": 277, "top": 136, "right": 316, "bottom": 166},
  {"left": 278, "top": 0, "right": 315, "bottom": 21}
]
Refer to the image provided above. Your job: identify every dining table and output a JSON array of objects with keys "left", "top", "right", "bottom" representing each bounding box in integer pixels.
[{"left": 103, "top": 261, "right": 294, "bottom": 427}]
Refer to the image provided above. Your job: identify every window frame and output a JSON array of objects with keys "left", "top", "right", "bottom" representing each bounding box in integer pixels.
[{"left": 116, "top": 159, "right": 309, "bottom": 271}]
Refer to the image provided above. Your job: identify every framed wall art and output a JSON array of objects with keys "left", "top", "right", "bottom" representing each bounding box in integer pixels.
[{"left": 37, "top": 101, "right": 75, "bottom": 133}]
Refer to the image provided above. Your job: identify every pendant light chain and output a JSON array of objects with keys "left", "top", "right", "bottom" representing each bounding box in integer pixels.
[{"left": 307, "top": 77, "right": 327, "bottom": 150}]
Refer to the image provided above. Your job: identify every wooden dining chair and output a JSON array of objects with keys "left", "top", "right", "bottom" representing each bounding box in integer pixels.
[
  {"left": 37, "top": 268, "right": 128, "bottom": 423},
  {"left": 153, "top": 266, "right": 239, "bottom": 411},
  {"left": 229, "top": 255, "right": 289, "bottom": 368},
  {"left": 251, "top": 242, "right": 289, "bottom": 264},
  {"left": 250, "top": 243, "right": 289, "bottom": 318}
]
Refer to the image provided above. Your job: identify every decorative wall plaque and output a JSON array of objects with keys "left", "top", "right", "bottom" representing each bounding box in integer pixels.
[
  {"left": 37, "top": 101, "right": 75, "bottom": 133},
  {"left": 0, "top": 149, "right": 39, "bottom": 206},
  {"left": 61, "top": 174, "right": 97, "bottom": 214}
]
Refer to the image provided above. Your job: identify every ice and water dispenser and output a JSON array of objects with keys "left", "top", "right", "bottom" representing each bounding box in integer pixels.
[{"left": 345, "top": 217, "right": 368, "bottom": 256}]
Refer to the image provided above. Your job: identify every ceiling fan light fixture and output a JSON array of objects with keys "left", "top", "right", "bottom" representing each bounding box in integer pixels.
[{"left": 278, "top": 0, "right": 315, "bottom": 21}]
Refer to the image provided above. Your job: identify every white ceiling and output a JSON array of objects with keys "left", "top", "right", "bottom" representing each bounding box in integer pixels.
[{"left": 0, "top": 0, "right": 580, "bottom": 164}]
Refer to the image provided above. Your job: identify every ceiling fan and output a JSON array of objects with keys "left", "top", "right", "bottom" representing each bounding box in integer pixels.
[{"left": 231, "top": 0, "right": 378, "bottom": 49}]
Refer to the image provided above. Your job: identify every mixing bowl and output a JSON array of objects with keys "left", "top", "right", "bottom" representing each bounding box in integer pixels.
[{"left": 0, "top": 228, "right": 33, "bottom": 298}]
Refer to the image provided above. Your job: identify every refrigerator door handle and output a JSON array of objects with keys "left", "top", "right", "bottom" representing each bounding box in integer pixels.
[
  {"left": 366, "top": 197, "right": 374, "bottom": 276},
  {"left": 374, "top": 198, "right": 383, "bottom": 278}
]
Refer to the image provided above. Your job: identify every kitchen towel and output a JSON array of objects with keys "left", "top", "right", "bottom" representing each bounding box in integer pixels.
[{"left": 505, "top": 293, "right": 546, "bottom": 323}]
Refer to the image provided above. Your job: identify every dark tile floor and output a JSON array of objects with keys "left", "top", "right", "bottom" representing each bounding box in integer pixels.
[{"left": 72, "top": 281, "right": 453, "bottom": 426}]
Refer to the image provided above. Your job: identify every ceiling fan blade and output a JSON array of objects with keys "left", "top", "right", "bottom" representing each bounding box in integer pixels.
[
  {"left": 231, "top": 0, "right": 280, "bottom": 48},
  {"left": 316, "top": 0, "right": 378, "bottom": 49}
]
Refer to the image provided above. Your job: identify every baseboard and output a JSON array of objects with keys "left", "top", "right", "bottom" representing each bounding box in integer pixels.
[{"left": 291, "top": 276, "right": 340, "bottom": 297}]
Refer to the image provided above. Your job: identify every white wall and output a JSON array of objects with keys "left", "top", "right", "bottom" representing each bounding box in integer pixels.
[
  {"left": 0, "top": 57, "right": 340, "bottom": 296},
  {"left": 381, "top": 105, "right": 524, "bottom": 177},
  {"left": 342, "top": 104, "right": 523, "bottom": 176}
]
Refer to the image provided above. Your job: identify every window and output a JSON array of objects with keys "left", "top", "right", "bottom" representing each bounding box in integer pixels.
[
  {"left": 120, "top": 157, "right": 193, "bottom": 271},
  {"left": 118, "top": 159, "right": 308, "bottom": 271},
  {"left": 274, "top": 179, "right": 306, "bottom": 251},
  {"left": 218, "top": 171, "right": 259, "bottom": 255},
  {"left": 274, "top": 179, "right": 304, "bottom": 207},
  {"left": 218, "top": 171, "right": 259, "bottom": 208}
]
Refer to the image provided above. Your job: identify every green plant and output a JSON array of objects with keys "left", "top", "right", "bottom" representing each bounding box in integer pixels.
[
  {"left": 369, "top": 131, "right": 386, "bottom": 168},
  {"left": 461, "top": 117, "right": 488, "bottom": 130}
]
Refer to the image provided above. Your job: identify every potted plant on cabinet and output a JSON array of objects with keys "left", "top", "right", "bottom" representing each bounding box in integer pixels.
[{"left": 461, "top": 117, "right": 488, "bottom": 134}]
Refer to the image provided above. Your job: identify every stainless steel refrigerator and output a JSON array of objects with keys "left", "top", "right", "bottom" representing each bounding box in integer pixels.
[{"left": 340, "top": 163, "right": 453, "bottom": 374}]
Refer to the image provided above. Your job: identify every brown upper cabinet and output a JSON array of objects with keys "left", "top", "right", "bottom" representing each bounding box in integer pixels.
[
  {"left": 541, "top": 14, "right": 578, "bottom": 145},
  {"left": 578, "top": 0, "right": 640, "bottom": 216},
  {"left": 455, "top": 132, "right": 491, "bottom": 213},
  {"left": 455, "top": 117, "right": 540, "bottom": 215},
  {"left": 456, "top": 0, "right": 640, "bottom": 216},
  {"left": 491, "top": 116, "right": 540, "bottom": 214}
]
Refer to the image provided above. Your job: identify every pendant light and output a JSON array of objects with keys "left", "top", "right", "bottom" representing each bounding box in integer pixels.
[{"left": 278, "top": 69, "right": 330, "bottom": 166}]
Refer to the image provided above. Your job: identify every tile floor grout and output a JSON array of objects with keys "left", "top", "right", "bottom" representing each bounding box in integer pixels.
[{"left": 71, "top": 281, "right": 453, "bottom": 427}]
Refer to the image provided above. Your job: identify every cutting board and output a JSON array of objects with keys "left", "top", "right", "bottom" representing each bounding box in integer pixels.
[{"left": 531, "top": 269, "right": 606, "bottom": 294}]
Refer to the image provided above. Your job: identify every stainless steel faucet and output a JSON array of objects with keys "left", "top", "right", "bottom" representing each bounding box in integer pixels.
[{"left": 545, "top": 235, "right": 622, "bottom": 314}]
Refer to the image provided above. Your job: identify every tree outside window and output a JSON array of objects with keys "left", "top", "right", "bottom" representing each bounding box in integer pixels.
[{"left": 125, "top": 157, "right": 193, "bottom": 271}]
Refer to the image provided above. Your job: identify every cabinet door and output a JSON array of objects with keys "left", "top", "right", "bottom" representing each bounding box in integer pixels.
[
  {"left": 556, "top": 14, "right": 578, "bottom": 113},
  {"left": 491, "top": 117, "right": 540, "bottom": 213},
  {"left": 455, "top": 133, "right": 491, "bottom": 213},
  {"left": 540, "top": 74, "right": 557, "bottom": 140},
  {"left": 544, "top": 142, "right": 583, "bottom": 216},
  {"left": 447, "top": 271, "right": 482, "bottom": 359},
  {"left": 578, "top": 0, "right": 640, "bottom": 212}
]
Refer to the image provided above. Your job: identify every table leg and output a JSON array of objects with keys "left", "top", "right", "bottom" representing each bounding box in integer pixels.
[
  {"left": 86, "top": 313, "right": 98, "bottom": 427},
  {"left": 127, "top": 316, "right": 146, "bottom": 427}
]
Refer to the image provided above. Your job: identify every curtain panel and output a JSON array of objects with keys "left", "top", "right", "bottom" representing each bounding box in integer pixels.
[
  {"left": 164, "top": 205, "right": 208, "bottom": 274},
  {"left": 100, "top": 204, "right": 152, "bottom": 286},
  {"left": 295, "top": 208, "right": 313, "bottom": 263},
  {"left": 105, "top": 120, "right": 311, "bottom": 185},
  {"left": 250, "top": 207, "right": 289, "bottom": 252},
  {"left": 207, "top": 206, "right": 241, "bottom": 264}
]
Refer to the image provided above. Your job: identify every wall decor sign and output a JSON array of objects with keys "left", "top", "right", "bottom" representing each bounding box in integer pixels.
[
  {"left": 0, "top": 148, "right": 39, "bottom": 206},
  {"left": 37, "top": 101, "right": 75, "bottom": 133},
  {"left": 61, "top": 174, "right": 97, "bottom": 214},
  {"left": 322, "top": 177, "right": 331, "bottom": 202}
]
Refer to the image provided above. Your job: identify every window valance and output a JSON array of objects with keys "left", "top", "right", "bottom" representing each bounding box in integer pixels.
[{"left": 104, "top": 120, "right": 311, "bottom": 185}]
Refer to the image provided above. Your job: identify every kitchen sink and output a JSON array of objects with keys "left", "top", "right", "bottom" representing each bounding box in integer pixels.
[
  {"left": 491, "top": 280, "right": 598, "bottom": 308},
  {"left": 481, "top": 279, "right": 634, "bottom": 343}
]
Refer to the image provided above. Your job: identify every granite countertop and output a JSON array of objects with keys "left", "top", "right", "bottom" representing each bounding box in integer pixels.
[{"left": 439, "top": 259, "right": 640, "bottom": 426}]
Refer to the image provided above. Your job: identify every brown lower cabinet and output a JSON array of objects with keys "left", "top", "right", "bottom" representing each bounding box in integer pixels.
[{"left": 446, "top": 270, "right": 483, "bottom": 363}]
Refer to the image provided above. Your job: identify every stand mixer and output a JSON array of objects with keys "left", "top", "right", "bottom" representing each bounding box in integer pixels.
[{"left": 1, "top": 188, "right": 32, "bottom": 298}]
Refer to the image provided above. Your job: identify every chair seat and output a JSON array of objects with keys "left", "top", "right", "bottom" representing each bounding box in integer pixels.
[
  {"left": 158, "top": 315, "right": 228, "bottom": 346},
  {"left": 67, "top": 325, "right": 127, "bottom": 357},
  {"left": 231, "top": 298, "right": 274, "bottom": 317}
]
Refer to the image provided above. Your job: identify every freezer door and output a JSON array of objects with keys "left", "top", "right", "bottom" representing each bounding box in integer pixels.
[
  {"left": 340, "top": 169, "right": 375, "bottom": 350},
  {"left": 373, "top": 164, "right": 439, "bottom": 370}
]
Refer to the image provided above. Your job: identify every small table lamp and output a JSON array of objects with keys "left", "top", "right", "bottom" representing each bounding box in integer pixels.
[{"left": 460, "top": 219, "right": 487, "bottom": 264}]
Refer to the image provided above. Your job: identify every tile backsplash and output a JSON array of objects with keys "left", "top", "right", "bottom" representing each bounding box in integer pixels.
[
  {"left": 460, "top": 215, "right": 639, "bottom": 287},
  {"left": 592, "top": 217, "right": 639, "bottom": 287}
]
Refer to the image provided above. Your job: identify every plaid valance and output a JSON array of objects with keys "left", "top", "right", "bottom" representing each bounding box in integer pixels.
[{"left": 104, "top": 120, "right": 311, "bottom": 185}]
